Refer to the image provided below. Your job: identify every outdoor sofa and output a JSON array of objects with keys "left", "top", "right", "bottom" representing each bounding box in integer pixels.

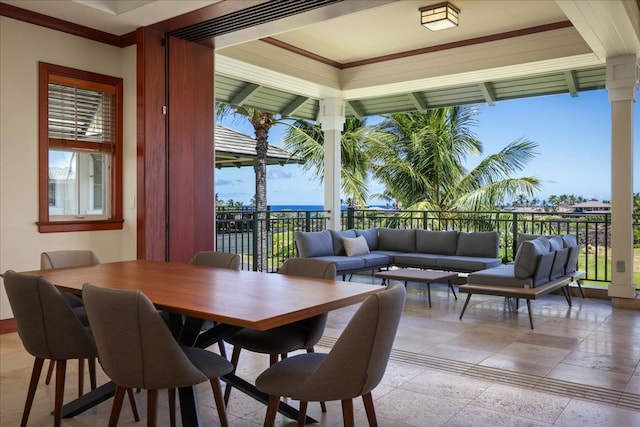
[
  {"left": 293, "top": 228, "right": 502, "bottom": 279},
  {"left": 458, "top": 233, "right": 584, "bottom": 328}
]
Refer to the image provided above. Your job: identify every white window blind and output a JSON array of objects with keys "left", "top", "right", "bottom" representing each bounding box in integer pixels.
[{"left": 48, "top": 82, "right": 115, "bottom": 147}]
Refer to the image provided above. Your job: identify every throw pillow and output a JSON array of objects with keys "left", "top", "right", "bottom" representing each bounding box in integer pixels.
[{"left": 342, "top": 236, "right": 370, "bottom": 257}]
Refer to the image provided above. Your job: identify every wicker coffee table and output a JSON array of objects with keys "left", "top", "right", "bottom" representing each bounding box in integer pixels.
[{"left": 375, "top": 268, "right": 459, "bottom": 308}]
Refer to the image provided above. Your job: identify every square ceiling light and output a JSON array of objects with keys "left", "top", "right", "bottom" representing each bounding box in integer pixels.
[{"left": 420, "top": 2, "right": 460, "bottom": 31}]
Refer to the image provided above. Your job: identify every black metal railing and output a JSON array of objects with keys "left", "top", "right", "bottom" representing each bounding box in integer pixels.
[
  {"left": 215, "top": 208, "right": 330, "bottom": 272},
  {"left": 215, "top": 208, "right": 640, "bottom": 286}
]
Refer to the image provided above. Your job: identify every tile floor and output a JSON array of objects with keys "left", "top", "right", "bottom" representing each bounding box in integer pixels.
[{"left": 1, "top": 278, "right": 640, "bottom": 426}]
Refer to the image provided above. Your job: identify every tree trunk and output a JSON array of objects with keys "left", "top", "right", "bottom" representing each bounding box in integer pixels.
[{"left": 254, "top": 127, "right": 269, "bottom": 271}]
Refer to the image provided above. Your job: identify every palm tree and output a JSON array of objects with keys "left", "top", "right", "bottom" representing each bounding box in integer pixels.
[
  {"left": 368, "top": 107, "right": 540, "bottom": 211},
  {"left": 282, "top": 117, "right": 374, "bottom": 208},
  {"left": 216, "top": 103, "right": 278, "bottom": 271}
]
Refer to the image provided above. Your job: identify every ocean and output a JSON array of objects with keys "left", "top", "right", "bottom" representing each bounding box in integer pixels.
[{"left": 266, "top": 205, "right": 390, "bottom": 211}]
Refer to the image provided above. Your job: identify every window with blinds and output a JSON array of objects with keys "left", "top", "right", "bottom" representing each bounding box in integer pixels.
[{"left": 38, "top": 62, "right": 124, "bottom": 233}]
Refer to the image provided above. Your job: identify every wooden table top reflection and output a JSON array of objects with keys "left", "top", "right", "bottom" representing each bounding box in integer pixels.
[{"left": 23, "top": 259, "right": 382, "bottom": 330}]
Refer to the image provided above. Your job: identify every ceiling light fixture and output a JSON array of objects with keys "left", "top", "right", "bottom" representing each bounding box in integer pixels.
[{"left": 420, "top": 2, "right": 460, "bottom": 31}]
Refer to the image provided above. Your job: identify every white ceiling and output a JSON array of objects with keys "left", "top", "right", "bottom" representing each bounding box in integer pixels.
[{"left": 2, "top": 0, "right": 639, "bottom": 117}]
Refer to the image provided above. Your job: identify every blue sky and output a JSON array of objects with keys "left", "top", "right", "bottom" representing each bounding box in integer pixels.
[{"left": 215, "top": 89, "right": 639, "bottom": 206}]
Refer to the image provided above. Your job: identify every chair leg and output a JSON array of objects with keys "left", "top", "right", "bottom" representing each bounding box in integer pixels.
[
  {"left": 168, "top": 388, "right": 176, "bottom": 427},
  {"left": 224, "top": 346, "right": 241, "bottom": 405},
  {"left": 362, "top": 392, "right": 378, "bottom": 427},
  {"left": 78, "top": 358, "right": 84, "bottom": 397},
  {"left": 20, "top": 357, "right": 45, "bottom": 427},
  {"left": 88, "top": 357, "right": 97, "bottom": 390},
  {"left": 341, "top": 398, "right": 355, "bottom": 427},
  {"left": 270, "top": 353, "right": 279, "bottom": 366},
  {"left": 218, "top": 340, "right": 227, "bottom": 358},
  {"left": 54, "top": 360, "right": 67, "bottom": 427},
  {"left": 127, "top": 388, "right": 140, "bottom": 422},
  {"left": 576, "top": 279, "right": 585, "bottom": 298},
  {"left": 45, "top": 359, "right": 54, "bottom": 385},
  {"left": 147, "top": 389, "right": 158, "bottom": 427},
  {"left": 264, "top": 395, "right": 280, "bottom": 427},
  {"left": 108, "top": 385, "right": 126, "bottom": 427},
  {"left": 297, "top": 401, "right": 308, "bottom": 427},
  {"left": 210, "top": 378, "right": 229, "bottom": 427}
]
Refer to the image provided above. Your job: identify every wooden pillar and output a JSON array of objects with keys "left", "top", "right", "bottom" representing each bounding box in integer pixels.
[{"left": 136, "top": 30, "right": 215, "bottom": 263}]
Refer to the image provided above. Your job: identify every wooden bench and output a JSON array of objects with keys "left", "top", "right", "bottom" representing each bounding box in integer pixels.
[{"left": 458, "top": 271, "right": 585, "bottom": 329}]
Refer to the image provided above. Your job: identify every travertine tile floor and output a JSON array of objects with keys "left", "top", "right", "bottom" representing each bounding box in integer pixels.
[{"left": 2, "top": 278, "right": 640, "bottom": 426}]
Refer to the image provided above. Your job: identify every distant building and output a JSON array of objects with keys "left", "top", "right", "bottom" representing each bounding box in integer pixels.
[{"left": 571, "top": 201, "right": 611, "bottom": 214}]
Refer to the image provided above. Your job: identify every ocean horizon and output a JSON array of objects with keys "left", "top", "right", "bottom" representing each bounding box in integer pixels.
[{"left": 250, "top": 204, "right": 391, "bottom": 211}]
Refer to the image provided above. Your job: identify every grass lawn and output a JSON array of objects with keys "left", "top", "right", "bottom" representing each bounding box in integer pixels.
[{"left": 580, "top": 247, "right": 640, "bottom": 289}]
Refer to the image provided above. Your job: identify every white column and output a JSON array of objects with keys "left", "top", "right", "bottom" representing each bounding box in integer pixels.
[
  {"left": 317, "top": 98, "right": 345, "bottom": 230},
  {"left": 606, "top": 55, "right": 638, "bottom": 299}
]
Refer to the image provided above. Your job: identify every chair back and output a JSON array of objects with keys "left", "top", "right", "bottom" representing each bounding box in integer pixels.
[
  {"left": 278, "top": 258, "right": 336, "bottom": 279},
  {"left": 278, "top": 258, "right": 337, "bottom": 347},
  {"left": 293, "top": 282, "right": 406, "bottom": 402},
  {"left": 2, "top": 270, "right": 95, "bottom": 360},
  {"left": 82, "top": 283, "right": 207, "bottom": 390},
  {"left": 189, "top": 251, "right": 241, "bottom": 270},
  {"left": 41, "top": 250, "right": 100, "bottom": 269}
]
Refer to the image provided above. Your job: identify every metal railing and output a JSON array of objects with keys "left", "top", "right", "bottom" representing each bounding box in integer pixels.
[
  {"left": 215, "top": 208, "right": 330, "bottom": 272},
  {"left": 215, "top": 208, "right": 640, "bottom": 285}
]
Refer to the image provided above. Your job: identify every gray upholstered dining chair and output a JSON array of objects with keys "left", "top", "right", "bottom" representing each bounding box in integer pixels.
[
  {"left": 189, "top": 251, "right": 241, "bottom": 356},
  {"left": 223, "top": 258, "right": 336, "bottom": 406},
  {"left": 40, "top": 250, "right": 101, "bottom": 391},
  {"left": 41, "top": 249, "right": 101, "bottom": 270},
  {"left": 82, "top": 283, "right": 233, "bottom": 427},
  {"left": 2, "top": 270, "right": 99, "bottom": 427},
  {"left": 189, "top": 251, "right": 241, "bottom": 270},
  {"left": 256, "top": 282, "right": 406, "bottom": 427}
]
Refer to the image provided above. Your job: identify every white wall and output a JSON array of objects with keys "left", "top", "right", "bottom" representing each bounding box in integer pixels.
[{"left": 0, "top": 17, "right": 138, "bottom": 319}]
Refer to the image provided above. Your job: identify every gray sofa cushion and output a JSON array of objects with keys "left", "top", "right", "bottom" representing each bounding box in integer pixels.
[
  {"left": 358, "top": 252, "right": 392, "bottom": 268},
  {"left": 548, "top": 236, "right": 564, "bottom": 252},
  {"left": 355, "top": 228, "right": 378, "bottom": 250},
  {"left": 329, "top": 229, "right": 357, "bottom": 255},
  {"left": 295, "top": 230, "right": 334, "bottom": 258},
  {"left": 309, "top": 255, "right": 366, "bottom": 272},
  {"left": 415, "top": 230, "right": 459, "bottom": 255},
  {"left": 456, "top": 231, "right": 499, "bottom": 258},
  {"left": 393, "top": 253, "right": 439, "bottom": 269},
  {"left": 562, "top": 234, "right": 578, "bottom": 248},
  {"left": 513, "top": 237, "right": 550, "bottom": 278},
  {"left": 342, "top": 236, "right": 370, "bottom": 257},
  {"left": 378, "top": 228, "right": 416, "bottom": 252},
  {"left": 561, "top": 234, "right": 580, "bottom": 274},
  {"left": 518, "top": 233, "right": 541, "bottom": 245},
  {"left": 437, "top": 256, "right": 502, "bottom": 272},
  {"left": 468, "top": 265, "right": 534, "bottom": 288},
  {"left": 550, "top": 247, "right": 569, "bottom": 280},
  {"left": 565, "top": 245, "right": 580, "bottom": 274}
]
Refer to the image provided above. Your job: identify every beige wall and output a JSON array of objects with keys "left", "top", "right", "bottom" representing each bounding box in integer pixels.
[{"left": 0, "top": 17, "right": 138, "bottom": 319}]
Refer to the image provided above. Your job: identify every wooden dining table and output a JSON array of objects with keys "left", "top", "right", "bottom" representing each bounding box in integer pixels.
[{"left": 22, "top": 259, "right": 382, "bottom": 425}]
